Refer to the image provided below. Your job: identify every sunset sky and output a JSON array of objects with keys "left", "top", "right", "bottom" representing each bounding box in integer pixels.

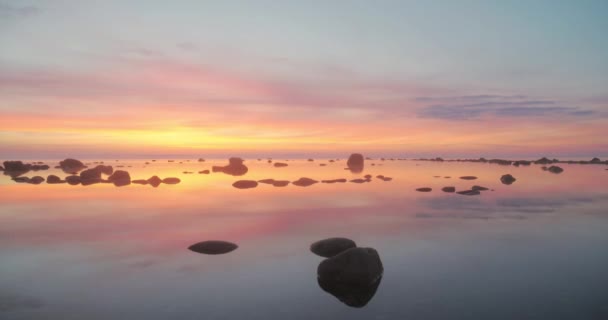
[{"left": 1, "top": 1, "right": 607, "bottom": 159}]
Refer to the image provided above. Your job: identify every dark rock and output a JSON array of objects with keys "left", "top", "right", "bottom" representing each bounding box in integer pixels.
[
  {"left": 472, "top": 185, "right": 489, "bottom": 191},
  {"left": 132, "top": 179, "right": 149, "bottom": 185},
  {"left": 311, "top": 238, "right": 357, "bottom": 258},
  {"left": 108, "top": 170, "right": 131, "bottom": 187},
  {"left": 322, "top": 179, "right": 348, "bottom": 183},
  {"left": 534, "top": 157, "right": 553, "bottom": 165},
  {"left": 350, "top": 178, "right": 368, "bottom": 183},
  {"left": 94, "top": 165, "right": 113, "bottom": 175},
  {"left": 212, "top": 157, "right": 248, "bottom": 176},
  {"left": 198, "top": 158, "right": 205, "bottom": 162},
  {"left": 459, "top": 176, "right": 478, "bottom": 180},
  {"left": 65, "top": 175, "right": 81, "bottom": 185},
  {"left": 590, "top": 157, "right": 601, "bottom": 163},
  {"left": 28, "top": 176, "right": 45, "bottom": 184},
  {"left": 0, "top": 165, "right": 3, "bottom": 171},
  {"left": 198, "top": 170, "right": 210, "bottom": 174},
  {"left": 147, "top": 176, "right": 162, "bottom": 187},
  {"left": 12, "top": 176, "right": 30, "bottom": 183},
  {"left": 320, "top": 163, "right": 327, "bottom": 166},
  {"left": 80, "top": 168, "right": 102, "bottom": 181},
  {"left": 47, "top": 175, "right": 65, "bottom": 184},
  {"left": 183, "top": 171, "right": 194, "bottom": 174},
  {"left": 272, "top": 180, "right": 290, "bottom": 187},
  {"left": 308, "top": 159, "right": 314, "bottom": 162},
  {"left": 162, "top": 177, "right": 181, "bottom": 184},
  {"left": 293, "top": 177, "right": 318, "bottom": 187},
  {"left": 500, "top": 174, "right": 516, "bottom": 185},
  {"left": 232, "top": 180, "right": 258, "bottom": 189},
  {"left": 258, "top": 179, "right": 276, "bottom": 184},
  {"left": 346, "top": 153, "right": 364, "bottom": 173},
  {"left": 317, "top": 247, "right": 383, "bottom": 288},
  {"left": 442, "top": 186, "right": 456, "bottom": 193},
  {"left": 273, "top": 162, "right": 288, "bottom": 168},
  {"left": 547, "top": 166, "right": 564, "bottom": 174},
  {"left": 318, "top": 273, "right": 381, "bottom": 308},
  {"left": 3, "top": 161, "right": 31, "bottom": 177},
  {"left": 59, "top": 158, "right": 86, "bottom": 174},
  {"left": 457, "top": 189, "right": 481, "bottom": 196},
  {"left": 416, "top": 187, "right": 432, "bottom": 192},
  {"left": 188, "top": 240, "right": 238, "bottom": 255}
]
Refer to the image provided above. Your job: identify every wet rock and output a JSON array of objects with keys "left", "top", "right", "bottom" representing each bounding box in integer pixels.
[
  {"left": 46, "top": 175, "right": 65, "bottom": 184},
  {"left": 132, "top": 179, "right": 149, "bottom": 185},
  {"left": 457, "top": 189, "right": 481, "bottom": 196},
  {"left": 322, "top": 179, "right": 347, "bottom": 183},
  {"left": 273, "top": 162, "right": 288, "bottom": 168},
  {"left": 416, "top": 187, "right": 432, "bottom": 192},
  {"left": 500, "top": 174, "right": 516, "bottom": 185},
  {"left": 346, "top": 153, "right": 364, "bottom": 173},
  {"left": 198, "top": 170, "right": 210, "bottom": 174},
  {"left": 459, "top": 176, "right": 478, "bottom": 180},
  {"left": 442, "top": 186, "right": 456, "bottom": 193},
  {"left": 232, "top": 180, "right": 258, "bottom": 189},
  {"left": 317, "top": 247, "right": 383, "bottom": 290},
  {"left": 311, "top": 238, "right": 357, "bottom": 258},
  {"left": 59, "top": 158, "right": 86, "bottom": 174},
  {"left": 65, "top": 175, "right": 81, "bottom": 185},
  {"left": 162, "top": 177, "right": 181, "bottom": 184},
  {"left": 212, "top": 157, "right": 248, "bottom": 176},
  {"left": 108, "top": 170, "right": 131, "bottom": 187},
  {"left": 472, "top": 185, "right": 489, "bottom": 191},
  {"left": 147, "top": 176, "right": 162, "bottom": 187},
  {"left": 188, "top": 240, "right": 238, "bottom": 255},
  {"left": 547, "top": 166, "right": 564, "bottom": 174},
  {"left": 293, "top": 177, "right": 318, "bottom": 187}
]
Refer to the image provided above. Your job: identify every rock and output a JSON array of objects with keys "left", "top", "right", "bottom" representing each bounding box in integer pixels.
[
  {"left": 188, "top": 240, "right": 238, "bottom": 255},
  {"left": 0, "top": 165, "right": 3, "bottom": 171},
  {"left": 12, "top": 176, "right": 30, "bottom": 183},
  {"left": 258, "top": 179, "right": 276, "bottom": 184},
  {"left": 308, "top": 159, "right": 314, "bottom": 162},
  {"left": 500, "top": 174, "right": 516, "bottom": 185},
  {"left": 442, "top": 186, "right": 456, "bottom": 192},
  {"left": 457, "top": 189, "right": 481, "bottom": 196},
  {"left": 46, "top": 175, "right": 65, "bottom": 184},
  {"left": 232, "top": 180, "right": 258, "bottom": 189},
  {"left": 183, "top": 171, "right": 193, "bottom": 174},
  {"left": 346, "top": 153, "right": 364, "bottom": 173},
  {"left": 534, "top": 157, "right": 553, "bottom": 165},
  {"left": 317, "top": 247, "right": 383, "bottom": 288},
  {"left": 459, "top": 176, "right": 478, "bottom": 180},
  {"left": 273, "top": 162, "right": 288, "bottom": 168},
  {"left": 322, "top": 179, "right": 347, "bottom": 183},
  {"left": 28, "top": 176, "right": 45, "bottom": 184},
  {"left": 59, "top": 158, "right": 86, "bottom": 174},
  {"left": 94, "top": 165, "right": 113, "bottom": 175},
  {"left": 472, "top": 185, "right": 489, "bottom": 191},
  {"left": 311, "top": 238, "right": 357, "bottom": 258},
  {"left": 375, "top": 175, "right": 392, "bottom": 181},
  {"left": 2, "top": 161, "right": 31, "bottom": 177},
  {"left": 444, "top": 176, "right": 451, "bottom": 178},
  {"left": 198, "top": 158, "right": 205, "bottom": 162},
  {"left": 547, "top": 166, "right": 564, "bottom": 174},
  {"left": 212, "top": 157, "right": 248, "bottom": 176},
  {"left": 198, "top": 170, "right": 210, "bottom": 174},
  {"left": 350, "top": 178, "right": 368, "bottom": 183},
  {"left": 147, "top": 176, "right": 162, "bottom": 187},
  {"left": 65, "top": 175, "right": 81, "bottom": 185},
  {"left": 132, "top": 179, "right": 149, "bottom": 185},
  {"left": 416, "top": 187, "right": 432, "bottom": 192},
  {"left": 272, "top": 180, "right": 290, "bottom": 187},
  {"left": 590, "top": 157, "right": 601, "bottom": 163},
  {"left": 318, "top": 273, "right": 382, "bottom": 308},
  {"left": 293, "top": 177, "right": 318, "bottom": 187},
  {"left": 363, "top": 174, "right": 372, "bottom": 180},
  {"left": 108, "top": 170, "right": 131, "bottom": 187},
  {"left": 162, "top": 177, "right": 181, "bottom": 184},
  {"left": 80, "top": 168, "right": 102, "bottom": 181},
  {"left": 319, "top": 163, "right": 327, "bottom": 166}
]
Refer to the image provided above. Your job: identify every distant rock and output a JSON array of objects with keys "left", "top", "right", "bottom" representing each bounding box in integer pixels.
[
  {"left": 258, "top": 179, "right": 276, "bottom": 184},
  {"left": 162, "top": 177, "right": 181, "bottom": 184},
  {"left": 272, "top": 180, "right": 290, "bottom": 187},
  {"left": 322, "top": 179, "right": 347, "bottom": 183},
  {"left": 273, "top": 162, "right": 288, "bottom": 168},
  {"left": 2, "top": 161, "right": 31, "bottom": 177},
  {"left": 59, "top": 158, "right": 86, "bottom": 174},
  {"left": 28, "top": 176, "right": 45, "bottom": 184},
  {"left": 442, "top": 186, "right": 456, "bottom": 192},
  {"left": 12, "top": 176, "right": 30, "bottom": 183},
  {"left": 459, "top": 176, "right": 478, "bottom": 180},
  {"left": 346, "top": 153, "right": 364, "bottom": 173},
  {"left": 65, "top": 175, "right": 81, "bottom": 185},
  {"left": 147, "top": 176, "right": 162, "bottom": 187},
  {"left": 416, "top": 187, "right": 432, "bottom": 192},
  {"left": 547, "top": 166, "right": 564, "bottom": 174},
  {"left": 444, "top": 176, "right": 451, "bottom": 178},
  {"left": 293, "top": 177, "right": 318, "bottom": 187},
  {"left": 534, "top": 157, "right": 553, "bottom": 165},
  {"left": 80, "top": 167, "right": 102, "bottom": 182},
  {"left": 212, "top": 157, "right": 248, "bottom": 176},
  {"left": 350, "top": 179, "right": 368, "bottom": 184},
  {"left": 457, "top": 189, "right": 481, "bottom": 196},
  {"left": 590, "top": 157, "right": 601, "bottom": 163},
  {"left": 46, "top": 175, "right": 65, "bottom": 184},
  {"left": 308, "top": 159, "right": 314, "bottom": 162},
  {"left": 183, "top": 171, "right": 194, "bottom": 174},
  {"left": 198, "top": 158, "right": 205, "bottom": 162},
  {"left": 188, "top": 240, "right": 238, "bottom": 255},
  {"left": 472, "top": 185, "right": 489, "bottom": 191},
  {"left": 319, "top": 163, "right": 327, "bottom": 166},
  {"left": 232, "top": 180, "right": 258, "bottom": 189},
  {"left": 94, "top": 165, "right": 113, "bottom": 175},
  {"left": 310, "top": 238, "right": 357, "bottom": 258},
  {"left": 198, "top": 170, "right": 210, "bottom": 174},
  {"left": 375, "top": 175, "right": 392, "bottom": 181},
  {"left": 108, "top": 170, "right": 131, "bottom": 187},
  {"left": 500, "top": 174, "right": 516, "bottom": 185}
]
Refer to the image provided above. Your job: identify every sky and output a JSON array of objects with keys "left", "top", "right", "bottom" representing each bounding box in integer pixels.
[{"left": 1, "top": 0, "right": 607, "bottom": 159}]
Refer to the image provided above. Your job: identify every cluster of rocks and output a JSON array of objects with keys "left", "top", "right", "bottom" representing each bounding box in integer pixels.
[
  {"left": 2, "top": 160, "right": 50, "bottom": 177},
  {"left": 231, "top": 174, "right": 393, "bottom": 189},
  {"left": 311, "top": 237, "right": 383, "bottom": 308},
  {"left": 414, "top": 156, "right": 606, "bottom": 167}
]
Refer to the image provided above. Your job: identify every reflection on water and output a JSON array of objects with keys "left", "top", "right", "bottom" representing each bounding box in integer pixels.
[{"left": 1, "top": 158, "right": 608, "bottom": 319}]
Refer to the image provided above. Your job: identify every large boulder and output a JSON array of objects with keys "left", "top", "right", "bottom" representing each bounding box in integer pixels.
[
  {"left": 188, "top": 240, "right": 238, "bottom": 255},
  {"left": 346, "top": 154, "right": 364, "bottom": 173},
  {"left": 59, "top": 158, "right": 86, "bottom": 174},
  {"left": 212, "top": 157, "right": 248, "bottom": 176},
  {"left": 311, "top": 238, "right": 357, "bottom": 258},
  {"left": 108, "top": 170, "right": 131, "bottom": 186}
]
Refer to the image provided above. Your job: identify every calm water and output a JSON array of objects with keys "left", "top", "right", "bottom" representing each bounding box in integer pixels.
[{"left": 1, "top": 159, "right": 608, "bottom": 319}]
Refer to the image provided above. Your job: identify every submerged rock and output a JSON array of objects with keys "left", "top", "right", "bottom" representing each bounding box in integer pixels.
[
  {"left": 293, "top": 177, "right": 318, "bottom": 187},
  {"left": 442, "top": 186, "right": 456, "bottom": 193},
  {"left": 212, "top": 157, "right": 248, "bottom": 176},
  {"left": 547, "top": 166, "right": 564, "bottom": 174},
  {"left": 416, "top": 187, "right": 432, "bottom": 192},
  {"left": 188, "top": 240, "right": 238, "bottom": 255},
  {"left": 59, "top": 158, "right": 86, "bottom": 174},
  {"left": 232, "top": 180, "right": 258, "bottom": 189},
  {"left": 346, "top": 153, "right": 364, "bottom": 173},
  {"left": 311, "top": 238, "right": 357, "bottom": 258},
  {"left": 500, "top": 174, "right": 516, "bottom": 185}
]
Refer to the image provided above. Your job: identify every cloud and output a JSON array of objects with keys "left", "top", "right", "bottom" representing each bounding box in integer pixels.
[
  {"left": 0, "top": 3, "right": 39, "bottom": 19},
  {"left": 415, "top": 94, "right": 598, "bottom": 120}
]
